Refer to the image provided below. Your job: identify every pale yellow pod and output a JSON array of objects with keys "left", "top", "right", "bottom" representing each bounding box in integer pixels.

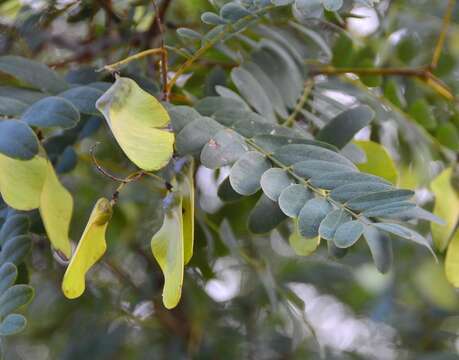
[
  {"left": 151, "top": 203, "right": 184, "bottom": 309},
  {"left": 445, "top": 230, "right": 459, "bottom": 288},
  {"left": 431, "top": 168, "right": 459, "bottom": 252},
  {"left": 39, "top": 162, "right": 73, "bottom": 258},
  {"left": 0, "top": 151, "right": 73, "bottom": 257},
  {"left": 354, "top": 140, "right": 398, "bottom": 185},
  {"left": 96, "top": 76, "right": 175, "bottom": 171},
  {"left": 62, "top": 198, "right": 113, "bottom": 299},
  {"left": 181, "top": 161, "right": 195, "bottom": 265},
  {"left": 0, "top": 153, "right": 47, "bottom": 210}
]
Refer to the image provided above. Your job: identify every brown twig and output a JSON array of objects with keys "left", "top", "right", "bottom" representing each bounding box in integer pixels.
[
  {"left": 310, "top": 65, "right": 454, "bottom": 100},
  {"left": 99, "top": 48, "right": 166, "bottom": 72},
  {"left": 90, "top": 142, "right": 136, "bottom": 183},
  {"left": 89, "top": 143, "right": 173, "bottom": 203},
  {"left": 147, "top": 0, "right": 173, "bottom": 40},
  {"left": 152, "top": 0, "right": 170, "bottom": 101},
  {"left": 89, "top": 142, "right": 147, "bottom": 203}
]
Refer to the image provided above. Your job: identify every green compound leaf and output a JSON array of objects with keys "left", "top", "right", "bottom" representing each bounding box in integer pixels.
[
  {"left": 201, "top": 129, "right": 248, "bottom": 169},
  {"left": 0, "top": 215, "right": 29, "bottom": 247},
  {"left": 0, "top": 120, "right": 39, "bottom": 160},
  {"left": 220, "top": 3, "right": 252, "bottom": 22},
  {"left": 363, "top": 226, "right": 393, "bottom": 274},
  {"left": 58, "top": 86, "right": 104, "bottom": 115},
  {"left": 319, "top": 209, "right": 352, "bottom": 241},
  {"left": 316, "top": 106, "right": 374, "bottom": 149},
  {"left": 345, "top": 189, "right": 414, "bottom": 211},
  {"left": 0, "top": 284, "right": 34, "bottom": 318},
  {"left": 169, "top": 106, "right": 202, "bottom": 133},
  {"left": 292, "top": 160, "right": 356, "bottom": 179},
  {"left": 278, "top": 184, "right": 313, "bottom": 218},
  {"left": 329, "top": 182, "right": 394, "bottom": 203},
  {"left": 374, "top": 223, "right": 436, "bottom": 258},
  {"left": 176, "top": 117, "right": 223, "bottom": 156},
  {"left": 0, "top": 55, "right": 68, "bottom": 93},
  {"left": 362, "top": 201, "right": 415, "bottom": 218},
  {"left": 0, "top": 314, "right": 27, "bottom": 336},
  {"left": 273, "top": 144, "right": 356, "bottom": 168},
  {"left": 0, "top": 264, "right": 17, "bottom": 296},
  {"left": 311, "top": 171, "right": 391, "bottom": 190},
  {"left": 0, "top": 97, "right": 28, "bottom": 116},
  {"left": 333, "top": 220, "right": 364, "bottom": 248},
  {"left": 201, "top": 12, "right": 228, "bottom": 25},
  {"left": 230, "top": 151, "right": 271, "bottom": 195},
  {"left": 260, "top": 168, "right": 293, "bottom": 201},
  {"left": 22, "top": 96, "right": 80, "bottom": 129},
  {"left": 298, "top": 198, "right": 333, "bottom": 238},
  {"left": 231, "top": 67, "right": 276, "bottom": 122}
]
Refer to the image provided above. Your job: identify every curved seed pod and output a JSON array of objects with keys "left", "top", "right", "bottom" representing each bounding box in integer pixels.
[
  {"left": 62, "top": 198, "right": 113, "bottom": 299},
  {"left": 151, "top": 203, "right": 184, "bottom": 309},
  {"left": 96, "top": 76, "right": 174, "bottom": 171}
]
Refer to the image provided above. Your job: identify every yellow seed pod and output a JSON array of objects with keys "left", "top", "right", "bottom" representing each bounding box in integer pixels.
[
  {"left": 151, "top": 203, "right": 184, "bottom": 309},
  {"left": 96, "top": 76, "right": 175, "bottom": 171},
  {"left": 0, "top": 152, "right": 73, "bottom": 257},
  {"left": 0, "top": 153, "right": 47, "bottom": 210},
  {"left": 431, "top": 168, "right": 459, "bottom": 252},
  {"left": 62, "top": 198, "right": 113, "bottom": 299},
  {"left": 39, "top": 161, "right": 73, "bottom": 258},
  {"left": 445, "top": 230, "right": 459, "bottom": 288},
  {"left": 354, "top": 140, "right": 398, "bottom": 185},
  {"left": 181, "top": 161, "right": 195, "bottom": 265}
]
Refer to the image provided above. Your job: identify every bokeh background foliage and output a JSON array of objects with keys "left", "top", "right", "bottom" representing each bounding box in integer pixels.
[{"left": 1, "top": 0, "right": 459, "bottom": 359}]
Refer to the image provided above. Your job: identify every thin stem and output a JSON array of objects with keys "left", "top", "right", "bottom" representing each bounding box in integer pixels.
[
  {"left": 424, "top": 71, "right": 455, "bottom": 101},
  {"left": 89, "top": 143, "right": 147, "bottom": 202},
  {"left": 311, "top": 65, "right": 454, "bottom": 100},
  {"left": 164, "top": 45, "right": 192, "bottom": 59},
  {"left": 431, "top": 0, "right": 456, "bottom": 69},
  {"left": 152, "top": 0, "right": 170, "bottom": 101},
  {"left": 283, "top": 80, "right": 314, "bottom": 127},
  {"left": 90, "top": 142, "right": 131, "bottom": 183},
  {"left": 111, "top": 171, "right": 145, "bottom": 204},
  {"left": 99, "top": 48, "right": 166, "bottom": 72}
]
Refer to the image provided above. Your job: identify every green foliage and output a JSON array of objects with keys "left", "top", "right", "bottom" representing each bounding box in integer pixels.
[
  {"left": 0, "top": 0, "right": 459, "bottom": 358},
  {"left": 0, "top": 211, "right": 34, "bottom": 345},
  {"left": 170, "top": 98, "right": 438, "bottom": 265},
  {"left": 0, "top": 121, "right": 38, "bottom": 160},
  {"left": 22, "top": 96, "right": 81, "bottom": 129},
  {"left": 316, "top": 106, "right": 374, "bottom": 148}
]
